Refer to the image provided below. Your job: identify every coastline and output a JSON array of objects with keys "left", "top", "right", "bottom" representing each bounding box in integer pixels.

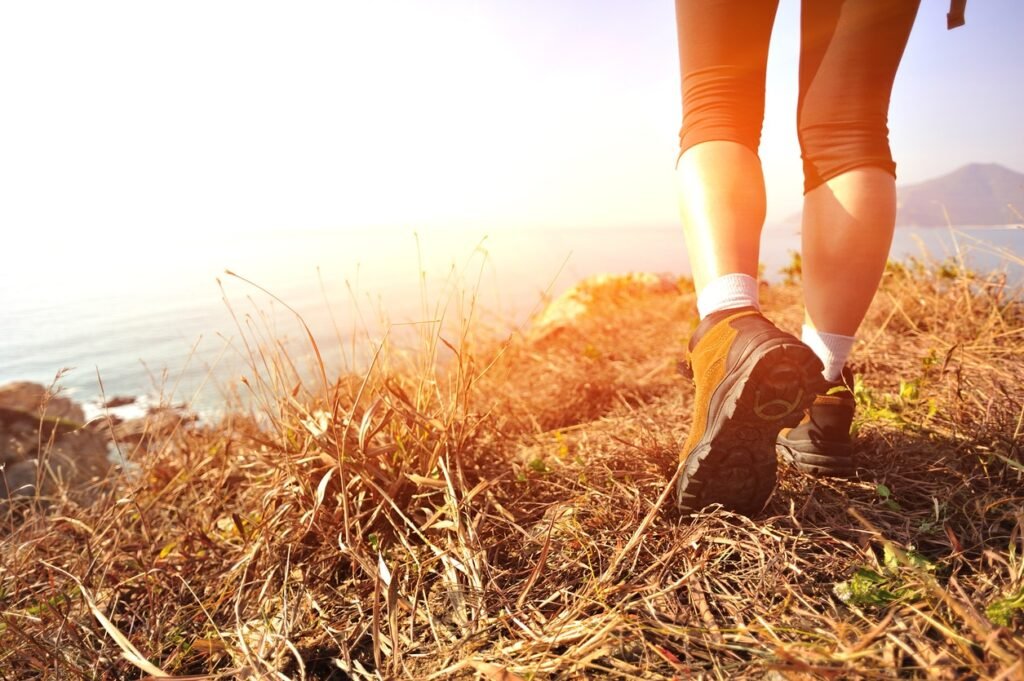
[
  {"left": 2, "top": 225, "right": 1021, "bottom": 421},
  {"left": 3, "top": 260, "right": 1022, "bottom": 676}
]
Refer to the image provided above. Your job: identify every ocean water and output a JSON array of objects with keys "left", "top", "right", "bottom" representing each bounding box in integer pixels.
[{"left": 1, "top": 224, "right": 1020, "bottom": 417}]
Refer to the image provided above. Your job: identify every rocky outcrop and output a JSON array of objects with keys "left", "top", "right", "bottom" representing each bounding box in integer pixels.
[
  {"left": 0, "top": 381, "right": 86, "bottom": 424},
  {"left": 528, "top": 272, "right": 684, "bottom": 346},
  {"left": 0, "top": 382, "right": 201, "bottom": 503},
  {"left": 111, "top": 405, "right": 196, "bottom": 445},
  {"left": 0, "top": 399, "right": 111, "bottom": 499},
  {"left": 0, "top": 383, "right": 110, "bottom": 500},
  {"left": 102, "top": 395, "right": 136, "bottom": 409}
]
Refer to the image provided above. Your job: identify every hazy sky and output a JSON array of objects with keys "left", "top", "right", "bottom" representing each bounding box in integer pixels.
[{"left": 1, "top": 1, "right": 1022, "bottom": 240}]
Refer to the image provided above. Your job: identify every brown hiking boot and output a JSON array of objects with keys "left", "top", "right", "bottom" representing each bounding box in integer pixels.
[
  {"left": 776, "top": 367, "right": 856, "bottom": 478},
  {"left": 676, "top": 307, "right": 824, "bottom": 516}
]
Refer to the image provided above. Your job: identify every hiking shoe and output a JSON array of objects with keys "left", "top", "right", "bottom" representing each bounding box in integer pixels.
[
  {"left": 676, "top": 307, "right": 824, "bottom": 516},
  {"left": 776, "top": 366, "right": 856, "bottom": 478}
]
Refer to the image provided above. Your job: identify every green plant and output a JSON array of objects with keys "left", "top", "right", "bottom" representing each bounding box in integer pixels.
[
  {"left": 875, "top": 483, "right": 901, "bottom": 511},
  {"left": 780, "top": 250, "right": 802, "bottom": 284},
  {"left": 834, "top": 543, "right": 937, "bottom": 608},
  {"left": 987, "top": 586, "right": 1024, "bottom": 627}
]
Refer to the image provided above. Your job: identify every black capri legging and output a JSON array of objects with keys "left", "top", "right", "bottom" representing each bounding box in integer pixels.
[{"left": 675, "top": 0, "right": 919, "bottom": 193}]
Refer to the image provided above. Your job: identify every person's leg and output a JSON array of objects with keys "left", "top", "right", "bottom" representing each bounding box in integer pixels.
[
  {"left": 801, "top": 168, "right": 895, "bottom": 377},
  {"left": 798, "top": 0, "right": 920, "bottom": 379},
  {"left": 677, "top": 142, "right": 765, "bottom": 301},
  {"left": 674, "top": 0, "right": 824, "bottom": 516},
  {"left": 674, "top": 0, "right": 778, "bottom": 314},
  {"left": 777, "top": 0, "right": 920, "bottom": 479}
]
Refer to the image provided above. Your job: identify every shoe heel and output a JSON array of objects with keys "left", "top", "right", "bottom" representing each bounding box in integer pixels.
[{"left": 750, "top": 344, "right": 821, "bottom": 426}]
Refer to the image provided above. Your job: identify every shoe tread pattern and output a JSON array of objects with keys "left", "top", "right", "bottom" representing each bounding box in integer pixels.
[{"left": 678, "top": 342, "right": 822, "bottom": 516}]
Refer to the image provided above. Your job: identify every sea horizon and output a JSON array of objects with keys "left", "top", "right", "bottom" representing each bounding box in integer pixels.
[{"left": 2, "top": 222, "right": 1021, "bottom": 419}]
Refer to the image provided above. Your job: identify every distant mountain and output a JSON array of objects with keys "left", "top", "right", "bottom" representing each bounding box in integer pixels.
[
  {"left": 896, "top": 163, "right": 1024, "bottom": 227},
  {"left": 780, "top": 163, "right": 1024, "bottom": 228}
]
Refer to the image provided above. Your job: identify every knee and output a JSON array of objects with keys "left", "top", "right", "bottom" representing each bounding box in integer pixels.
[
  {"left": 798, "top": 112, "right": 896, "bottom": 193},
  {"left": 678, "top": 65, "right": 766, "bottom": 163}
]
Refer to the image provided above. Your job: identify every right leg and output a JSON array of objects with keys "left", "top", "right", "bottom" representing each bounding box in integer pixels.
[
  {"left": 778, "top": 0, "right": 919, "bottom": 479},
  {"left": 674, "top": 0, "right": 777, "bottom": 301},
  {"left": 798, "top": 0, "right": 920, "bottom": 350}
]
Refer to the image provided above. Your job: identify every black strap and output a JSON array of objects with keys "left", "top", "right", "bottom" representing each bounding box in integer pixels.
[{"left": 948, "top": 0, "right": 966, "bottom": 30}]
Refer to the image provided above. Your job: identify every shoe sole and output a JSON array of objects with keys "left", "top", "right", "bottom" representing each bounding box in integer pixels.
[
  {"left": 677, "top": 340, "right": 822, "bottom": 516},
  {"left": 776, "top": 440, "right": 855, "bottom": 478}
]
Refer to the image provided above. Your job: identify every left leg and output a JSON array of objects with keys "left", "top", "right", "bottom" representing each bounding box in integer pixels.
[{"left": 674, "top": 0, "right": 779, "bottom": 298}]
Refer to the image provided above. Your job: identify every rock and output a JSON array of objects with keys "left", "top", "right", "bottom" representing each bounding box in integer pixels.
[
  {"left": 0, "top": 381, "right": 198, "bottom": 505},
  {"left": 45, "top": 429, "right": 113, "bottom": 485},
  {"left": 0, "top": 382, "right": 112, "bottom": 503},
  {"left": 1, "top": 408, "right": 39, "bottom": 466},
  {"left": 529, "top": 272, "right": 683, "bottom": 344},
  {"left": 102, "top": 395, "right": 136, "bottom": 409},
  {"left": 1, "top": 405, "right": 81, "bottom": 462},
  {"left": 1, "top": 460, "right": 38, "bottom": 498},
  {"left": 112, "top": 406, "right": 197, "bottom": 445},
  {"left": 0, "top": 381, "right": 85, "bottom": 424}
]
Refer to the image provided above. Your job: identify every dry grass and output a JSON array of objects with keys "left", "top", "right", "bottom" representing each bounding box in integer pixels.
[{"left": 2, "top": 254, "right": 1023, "bottom": 680}]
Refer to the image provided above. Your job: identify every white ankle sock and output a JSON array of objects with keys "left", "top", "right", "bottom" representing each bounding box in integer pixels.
[
  {"left": 696, "top": 273, "right": 760, "bottom": 319},
  {"left": 802, "top": 325, "right": 855, "bottom": 382}
]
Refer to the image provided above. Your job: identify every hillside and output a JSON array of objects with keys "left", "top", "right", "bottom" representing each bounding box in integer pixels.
[
  {"left": 897, "top": 163, "right": 1024, "bottom": 227},
  {"left": 782, "top": 163, "right": 1024, "bottom": 228},
  {"left": 1, "top": 261, "right": 1023, "bottom": 678}
]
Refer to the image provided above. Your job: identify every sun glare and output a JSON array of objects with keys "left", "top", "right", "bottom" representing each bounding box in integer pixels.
[{"left": 0, "top": 0, "right": 680, "bottom": 251}]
